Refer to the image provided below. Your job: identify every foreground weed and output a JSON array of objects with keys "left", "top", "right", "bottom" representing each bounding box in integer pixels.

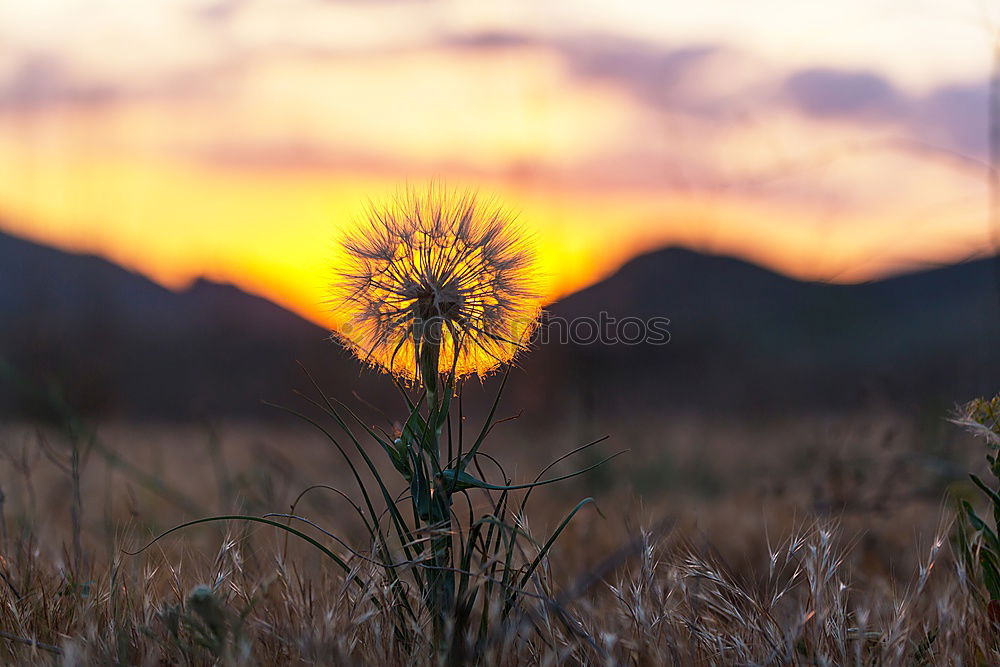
[
  {"left": 128, "top": 186, "right": 621, "bottom": 662},
  {"left": 953, "top": 394, "right": 1000, "bottom": 611}
]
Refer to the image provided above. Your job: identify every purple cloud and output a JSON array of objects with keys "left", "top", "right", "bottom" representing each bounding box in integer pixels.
[
  {"left": 779, "top": 67, "right": 989, "bottom": 159},
  {"left": 0, "top": 56, "right": 118, "bottom": 110},
  {"left": 537, "top": 36, "right": 990, "bottom": 161},
  {"left": 782, "top": 68, "right": 904, "bottom": 118},
  {"left": 919, "top": 84, "right": 989, "bottom": 158}
]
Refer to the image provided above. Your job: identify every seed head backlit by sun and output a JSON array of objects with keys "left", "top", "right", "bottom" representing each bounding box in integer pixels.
[{"left": 331, "top": 187, "right": 540, "bottom": 379}]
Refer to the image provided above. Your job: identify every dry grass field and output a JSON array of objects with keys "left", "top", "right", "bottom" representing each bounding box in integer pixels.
[{"left": 0, "top": 403, "right": 995, "bottom": 664}]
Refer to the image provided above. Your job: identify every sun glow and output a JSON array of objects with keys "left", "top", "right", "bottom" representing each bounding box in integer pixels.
[
  {"left": 0, "top": 139, "right": 990, "bottom": 329},
  {"left": 331, "top": 188, "right": 541, "bottom": 378}
]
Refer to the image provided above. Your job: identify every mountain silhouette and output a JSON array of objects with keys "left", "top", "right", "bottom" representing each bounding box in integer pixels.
[
  {"left": 0, "top": 229, "right": 362, "bottom": 419},
  {"left": 2, "top": 228, "right": 997, "bottom": 421},
  {"left": 513, "top": 247, "right": 1000, "bottom": 417}
]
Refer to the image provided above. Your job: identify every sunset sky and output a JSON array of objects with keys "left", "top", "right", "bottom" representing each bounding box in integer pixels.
[{"left": 1, "top": 0, "right": 997, "bottom": 326}]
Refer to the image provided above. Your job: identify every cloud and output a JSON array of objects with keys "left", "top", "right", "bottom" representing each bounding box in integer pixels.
[
  {"left": 776, "top": 66, "right": 989, "bottom": 160},
  {"left": 919, "top": 84, "right": 989, "bottom": 159},
  {"left": 449, "top": 32, "right": 750, "bottom": 120},
  {"left": 560, "top": 38, "right": 725, "bottom": 113},
  {"left": 782, "top": 68, "right": 904, "bottom": 118},
  {"left": 504, "top": 33, "right": 990, "bottom": 163},
  {"left": 446, "top": 32, "right": 534, "bottom": 50},
  {"left": 196, "top": 0, "right": 246, "bottom": 24},
  {"left": 556, "top": 37, "right": 989, "bottom": 162},
  {"left": 0, "top": 55, "right": 118, "bottom": 110},
  {"left": 3, "top": 24, "right": 988, "bottom": 169}
]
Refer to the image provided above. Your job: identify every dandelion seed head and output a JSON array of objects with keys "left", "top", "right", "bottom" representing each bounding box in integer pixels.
[{"left": 331, "top": 186, "right": 540, "bottom": 378}]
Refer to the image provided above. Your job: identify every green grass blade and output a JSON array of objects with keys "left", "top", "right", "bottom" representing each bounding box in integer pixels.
[
  {"left": 440, "top": 450, "right": 626, "bottom": 491},
  {"left": 123, "top": 515, "right": 352, "bottom": 572},
  {"left": 265, "top": 399, "right": 423, "bottom": 601}
]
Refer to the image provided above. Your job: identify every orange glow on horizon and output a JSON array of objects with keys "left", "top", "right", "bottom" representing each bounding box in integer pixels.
[{"left": 0, "top": 143, "right": 990, "bottom": 330}]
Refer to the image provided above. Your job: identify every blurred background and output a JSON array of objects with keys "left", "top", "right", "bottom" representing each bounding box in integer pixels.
[{"left": 1, "top": 1, "right": 999, "bottom": 526}]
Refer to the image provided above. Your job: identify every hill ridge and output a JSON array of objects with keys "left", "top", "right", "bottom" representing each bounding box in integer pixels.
[{"left": 2, "top": 226, "right": 998, "bottom": 418}]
